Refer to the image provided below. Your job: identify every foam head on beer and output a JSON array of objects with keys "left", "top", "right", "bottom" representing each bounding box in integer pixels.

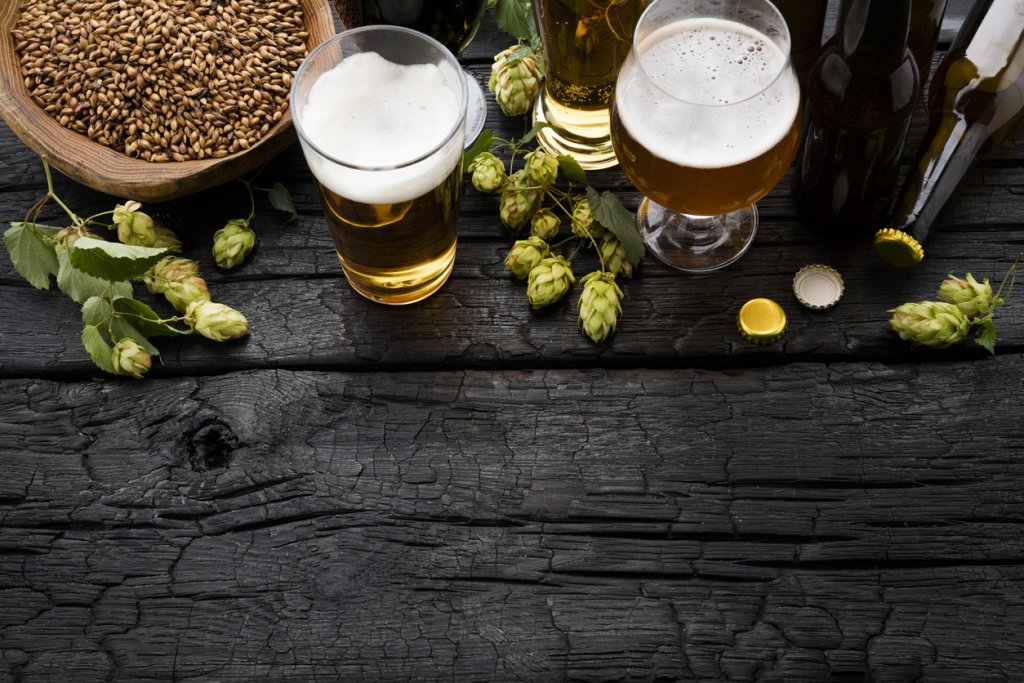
[
  {"left": 618, "top": 17, "right": 800, "bottom": 170},
  {"left": 298, "top": 51, "right": 464, "bottom": 205}
]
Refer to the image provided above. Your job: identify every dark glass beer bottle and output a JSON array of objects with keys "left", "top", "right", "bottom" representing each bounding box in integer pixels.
[
  {"left": 839, "top": 0, "right": 949, "bottom": 81},
  {"left": 875, "top": 0, "right": 1024, "bottom": 266},
  {"left": 773, "top": 0, "right": 828, "bottom": 86},
  {"left": 794, "top": 0, "right": 919, "bottom": 232}
]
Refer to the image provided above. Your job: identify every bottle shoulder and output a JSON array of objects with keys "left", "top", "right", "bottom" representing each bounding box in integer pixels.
[{"left": 805, "top": 49, "right": 919, "bottom": 127}]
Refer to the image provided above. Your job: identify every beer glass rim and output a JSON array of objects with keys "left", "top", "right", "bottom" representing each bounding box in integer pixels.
[
  {"left": 630, "top": 0, "right": 793, "bottom": 108},
  {"left": 290, "top": 25, "right": 469, "bottom": 172}
]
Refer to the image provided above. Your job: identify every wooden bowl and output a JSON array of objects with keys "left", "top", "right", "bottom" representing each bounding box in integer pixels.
[{"left": 0, "top": 0, "right": 335, "bottom": 203}]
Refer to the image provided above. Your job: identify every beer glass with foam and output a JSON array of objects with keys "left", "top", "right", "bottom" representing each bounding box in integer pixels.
[
  {"left": 610, "top": 0, "right": 801, "bottom": 272},
  {"left": 291, "top": 27, "right": 468, "bottom": 304}
]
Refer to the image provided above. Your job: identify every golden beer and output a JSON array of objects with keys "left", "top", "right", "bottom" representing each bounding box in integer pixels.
[
  {"left": 611, "top": 17, "right": 801, "bottom": 216},
  {"left": 291, "top": 28, "right": 467, "bottom": 304},
  {"left": 533, "top": 0, "right": 645, "bottom": 169}
]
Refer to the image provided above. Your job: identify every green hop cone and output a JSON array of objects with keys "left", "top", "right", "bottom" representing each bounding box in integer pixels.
[
  {"left": 164, "top": 275, "right": 211, "bottom": 313},
  {"left": 212, "top": 218, "right": 257, "bottom": 269},
  {"left": 144, "top": 256, "right": 201, "bottom": 294},
  {"left": 151, "top": 223, "right": 183, "bottom": 252},
  {"left": 577, "top": 271, "right": 623, "bottom": 343},
  {"left": 185, "top": 300, "right": 250, "bottom": 342},
  {"left": 598, "top": 233, "right": 633, "bottom": 279},
  {"left": 571, "top": 197, "right": 606, "bottom": 242},
  {"left": 526, "top": 255, "right": 575, "bottom": 309},
  {"left": 499, "top": 170, "right": 542, "bottom": 230},
  {"left": 111, "top": 338, "right": 152, "bottom": 379},
  {"left": 113, "top": 200, "right": 156, "bottom": 246},
  {"left": 469, "top": 152, "right": 506, "bottom": 193},
  {"left": 489, "top": 46, "right": 542, "bottom": 117},
  {"left": 889, "top": 301, "right": 971, "bottom": 349},
  {"left": 54, "top": 226, "right": 93, "bottom": 251},
  {"left": 937, "top": 273, "right": 999, "bottom": 320},
  {"left": 523, "top": 149, "right": 558, "bottom": 188},
  {"left": 530, "top": 208, "right": 561, "bottom": 241},
  {"left": 504, "top": 236, "right": 550, "bottom": 279}
]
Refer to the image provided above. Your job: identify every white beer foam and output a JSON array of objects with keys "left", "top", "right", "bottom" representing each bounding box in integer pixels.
[
  {"left": 616, "top": 18, "right": 800, "bottom": 169},
  {"left": 299, "top": 52, "right": 463, "bottom": 205}
]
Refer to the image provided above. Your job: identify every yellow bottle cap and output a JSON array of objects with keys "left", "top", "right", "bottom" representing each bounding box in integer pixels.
[
  {"left": 737, "top": 298, "right": 787, "bottom": 345},
  {"left": 793, "top": 264, "right": 844, "bottom": 310},
  {"left": 874, "top": 228, "right": 924, "bottom": 267}
]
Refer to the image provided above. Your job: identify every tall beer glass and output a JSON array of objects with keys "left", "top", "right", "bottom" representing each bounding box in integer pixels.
[
  {"left": 333, "top": 0, "right": 488, "bottom": 144},
  {"left": 291, "top": 27, "right": 468, "bottom": 304},
  {"left": 533, "top": 0, "right": 646, "bottom": 170},
  {"left": 610, "top": 0, "right": 800, "bottom": 272}
]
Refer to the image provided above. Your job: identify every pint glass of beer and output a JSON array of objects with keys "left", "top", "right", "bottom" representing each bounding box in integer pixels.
[
  {"left": 291, "top": 27, "right": 468, "bottom": 304},
  {"left": 533, "top": 0, "right": 646, "bottom": 170},
  {"left": 610, "top": 0, "right": 801, "bottom": 272}
]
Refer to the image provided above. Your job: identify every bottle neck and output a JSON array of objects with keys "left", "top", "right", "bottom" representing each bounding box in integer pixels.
[{"left": 840, "top": 0, "right": 912, "bottom": 64}]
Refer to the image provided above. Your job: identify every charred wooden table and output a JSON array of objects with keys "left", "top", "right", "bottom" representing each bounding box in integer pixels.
[{"left": 2, "top": 3, "right": 1024, "bottom": 681}]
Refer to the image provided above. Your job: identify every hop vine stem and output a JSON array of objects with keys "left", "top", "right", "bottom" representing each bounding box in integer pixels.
[{"left": 993, "top": 252, "right": 1022, "bottom": 305}]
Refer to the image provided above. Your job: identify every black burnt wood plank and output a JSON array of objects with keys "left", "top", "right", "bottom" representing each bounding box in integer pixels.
[{"left": 1, "top": 361, "right": 1023, "bottom": 680}]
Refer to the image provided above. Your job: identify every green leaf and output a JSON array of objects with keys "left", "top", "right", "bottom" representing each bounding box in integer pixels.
[
  {"left": 463, "top": 129, "right": 496, "bottom": 170},
  {"left": 82, "top": 324, "right": 117, "bottom": 375},
  {"left": 4, "top": 222, "right": 60, "bottom": 289},
  {"left": 267, "top": 182, "right": 298, "bottom": 223},
  {"left": 69, "top": 237, "right": 167, "bottom": 281},
  {"left": 557, "top": 155, "right": 589, "bottom": 185},
  {"left": 82, "top": 295, "right": 114, "bottom": 327},
  {"left": 517, "top": 121, "right": 549, "bottom": 145},
  {"left": 112, "top": 296, "right": 191, "bottom": 337},
  {"left": 586, "top": 187, "right": 645, "bottom": 264},
  {"left": 495, "top": 0, "right": 533, "bottom": 40},
  {"left": 975, "top": 318, "right": 997, "bottom": 355},
  {"left": 56, "top": 250, "right": 132, "bottom": 304}
]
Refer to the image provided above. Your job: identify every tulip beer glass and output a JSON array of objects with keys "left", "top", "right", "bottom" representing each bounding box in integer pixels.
[
  {"left": 533, "top": 0, "right": 646, "bottom": 169},
  {"left": 610, "top": 0, "right": 801, "bottom": 272},
  {"left": 291, "top": 27, "right": 468, "bottom": 304}
]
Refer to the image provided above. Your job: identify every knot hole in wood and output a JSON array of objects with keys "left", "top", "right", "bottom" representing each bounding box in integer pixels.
[{"left": 182, "top": 417, "right": 240, "bottom": 472}]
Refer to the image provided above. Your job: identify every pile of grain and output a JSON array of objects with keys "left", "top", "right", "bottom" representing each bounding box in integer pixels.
[{"left": 13, "top": 0, "right": 309, "bottom": 162}]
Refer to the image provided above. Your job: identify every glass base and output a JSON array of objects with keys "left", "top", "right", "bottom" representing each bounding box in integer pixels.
[
  {"left": 638, "top": 199, "right": 758, "bottom": 273},
  {"left": 464, "top": 70, "right": 487, "bottom": 149},
  {"left": 532, "top": 88, "right": 618, "bottom": 170}
]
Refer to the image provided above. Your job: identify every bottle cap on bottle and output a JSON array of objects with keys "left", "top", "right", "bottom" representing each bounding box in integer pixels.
[
  {"left": 793, "top": 264, "right": 844, "bottom": 310},
  {"left": 737, "top": 298, "right": 787, "bottom": 345},
  {"left": 874, "top": 228, "right": 925, "bottom": 267}
]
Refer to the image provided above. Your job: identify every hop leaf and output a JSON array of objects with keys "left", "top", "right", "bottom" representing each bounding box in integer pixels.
[
  {"left": 577, "top": 271, "right": 623, "bottom": 343},
  {"left": 212, "top": 218, "right": 256, "bottom": 269},
  {"left": 499, "top": 170, "right": 542, "bottom": 230},
  {"left": 504, "top": 236, "right": 550, "bottom": 279},
  {"left": 111, "top": 338, "right": 152, "bottom": 379},
  {"left": 889, "top": 301, "right": 971, "bottom": 349},
  {"left": 523, "top": 150, "right": 558, "bottom": 188},
  {"left": 469, "top": 152, "right": 507, "bottom": 193},
  {"left": 526, "top": 255, "right": 575, "bottom": 309},
  {"left": 185, "top": 301, "right": 250, "bottom": 342},
  {"left": 489, "top": 46, "right": 542, "bottom": 117},
  {"left": 530, "top": 208, "right": 561, "bottom": 241},
  {"left": 937, "top": 273, "right": 998, "bottom": 320}
]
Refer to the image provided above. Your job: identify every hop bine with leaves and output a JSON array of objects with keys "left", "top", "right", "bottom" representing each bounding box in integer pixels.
[
  {"left": 888, "top": 254, "right": 1020, "bottom": 353},
  {"left": 0, "top": 160, "right": 296, "bottom": 378},
  {"left": 464, "top": 125, "right": 645, "bottom": 343}
]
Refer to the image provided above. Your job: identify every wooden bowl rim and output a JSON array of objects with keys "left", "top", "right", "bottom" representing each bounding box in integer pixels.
[{"left": 0, "top": 0, "right": 334, "bottom": 203}]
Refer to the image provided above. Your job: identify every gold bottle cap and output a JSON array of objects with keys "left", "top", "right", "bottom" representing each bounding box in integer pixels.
[
  {"left": 874, "top": 228, "right": 924, "bottom": 267},
  {"left": 737, "top": 298, "right": 787, "bottom": 345},
  {"left": 793, "top": 264, "right": 844, "bottom": 310}
]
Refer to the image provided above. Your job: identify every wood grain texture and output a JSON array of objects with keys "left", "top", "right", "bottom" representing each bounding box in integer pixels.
[
  {"left": 0, "top": 0, "right": 335, "bottom": 202},
  {"left": 2, "top": 362, "right": 1023, "bottom": 681}
]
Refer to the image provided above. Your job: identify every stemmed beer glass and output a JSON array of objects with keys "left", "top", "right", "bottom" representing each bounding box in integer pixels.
[{"left": 610, "top": 0, "right": 801, "bottom": 272}]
